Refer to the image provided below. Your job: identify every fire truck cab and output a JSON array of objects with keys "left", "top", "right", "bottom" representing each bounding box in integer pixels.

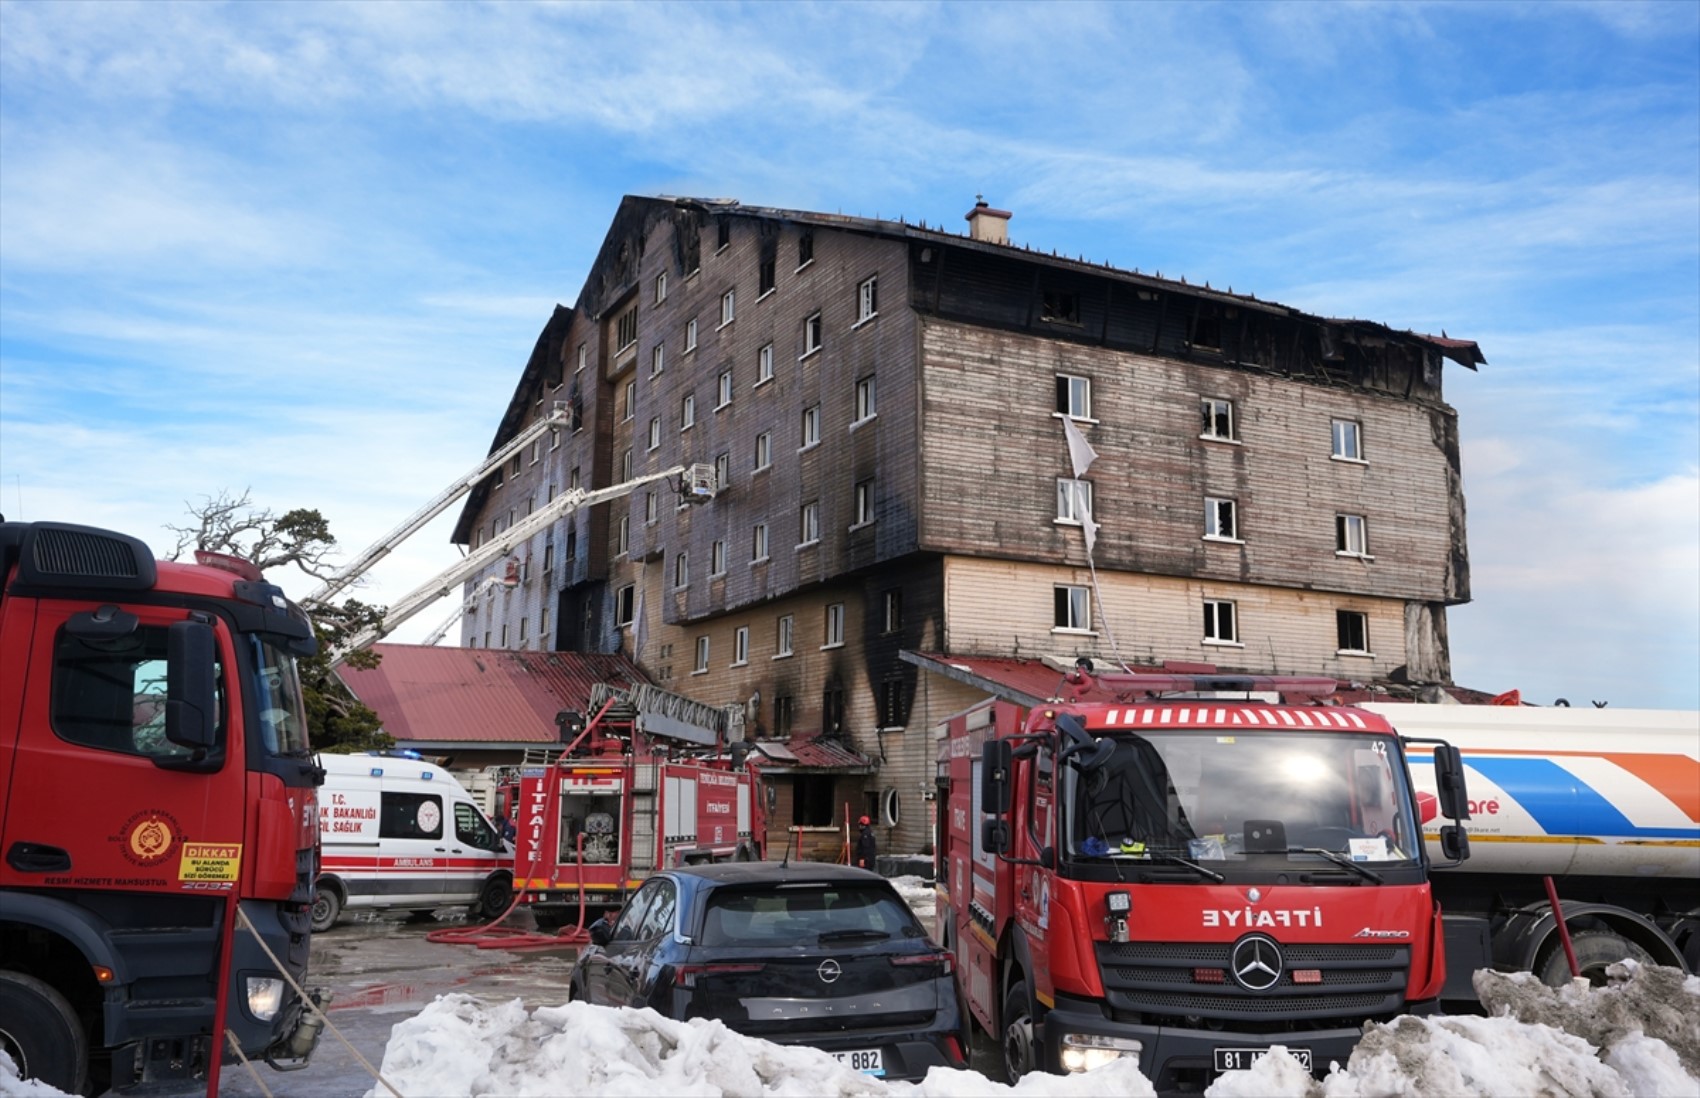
[{"left": 936, "top": 669, "right": 1470, "bottom": 1091}]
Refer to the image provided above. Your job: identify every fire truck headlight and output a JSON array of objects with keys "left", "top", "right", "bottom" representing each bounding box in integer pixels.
[
  {"left": 245, "top": 977, "right": 285, "bottom": 1021},
  {"left": 1106, "top": 891, "right": 1132, "bottom": 915},
  {"left": 1060, "top": 1033, "right": 1142, "bottom": 1073}
]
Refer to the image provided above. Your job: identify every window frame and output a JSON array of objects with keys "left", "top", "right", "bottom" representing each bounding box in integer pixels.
[
  {"left": 851, "top": 479, "right": 875, "bottom": 528},
  {"left": 756, "top": 343, "right": 774, "bottom": 386},
  {"left": 615, "top": 583, "right": 636, "bottom": 627},
  {"left": 853, "top": 374, "right": 876, "bottom": 425},
  {"left": 732, "top": 626, "right": 750, "bottom": 667},
  {"left": 716, "top": 368, "right": 733, "bottom": 409},
  {"left": 1055, "top": 373, "right": 1094, "bottom": 420},
  {"left": 752, "top": 522, "right": 769, "bottom": 563},
  {"left": 647, "top": 416, "right": 661, "bottom": 452},
  {"left": 719, "top": 288, "right": 736, "bottom": 328},
  {"left": 754, "top": 431, "right": 772, "bottom": 471},
  {"left": 1332, "top": 419, "right": 1365, "bottom": 463},
  {"left": 1204, "top": 496, "right": 1241, "bottom": 542},
  {"left": 681, "top": 392, "right": 696, "bottom": 430},
  {"left": 710, "top": 538, "right": 726, "bottom": 577},
  {"left": 823, "top": 603, "right": 845, "bottom": 649},
  {"left": 655, "top": 271, "right": 668, "bottom": 304},
  {"left": 1336, "top": 513, "right": 1371, "bottom": 559},
  {"left": 673, "top": 551, "right": 689, "bottom": 589},
  {"left": 1056, "top": 478, "right": 1094, "bottom": 525},
  {"left": 855, "top": 276, "right": 878, "bottom": 326},
  {"left": 685, "top": 317, "right": 698, "bottom": 353},
  {"left": 693, "top": 636, "right": 710, "bottom": 675},
  {"left": 1053, "top": 585, "right": 1092, "bottom": 633},
  {"left": 775, "top": 614, "right": 794, "bottom": 658},
  {"left": 802, "top": 312, "right": 823, "bottom": 358},
  {"left": 1201, "top": 397, "right": 1237, "bottom": 443},
  {"left": 799, "top": 500, "right": 821, "bottom": 547},
  {"left": 1203, "top": 598, "right": 1241, "bottom": 646},
  {"left": 1337, "top": 609, "right": 1373, "bottom": 655},
  {"left": 800, "top": 404, "right": 821, "bottom": 450}
]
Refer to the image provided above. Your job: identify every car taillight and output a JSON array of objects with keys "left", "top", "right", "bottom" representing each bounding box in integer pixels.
[
  {"left": 943, "top": 1033, "right": 967, "bottom": 1066},
  {"left": 673, "top": 963, "right": 765, "bottom": 989},
  {"left": 891, "top": 950, "right": 954, "bottom": 974}
]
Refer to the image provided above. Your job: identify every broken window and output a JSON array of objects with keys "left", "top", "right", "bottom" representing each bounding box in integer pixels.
[
  {"left": 1056, "top": 374, "right": 1092, "bottom": 419},
  {"left": 1201, "top": 397, "right": 1235, "bottom": 441},
  {"left": 1203, "top": 598, "right": 1238, "bottom": 644},
  {"left": 798, "top": 232, "right": 814, "bottom": 268},
  {"left": 1189, "top": 309, "right": 1222, "bottom": 350},
  {"left": 759, "top": 257, "right": 776, "bottom": 296},
  {"left": 1041, "top": 290, "right": 1079, "bottom": 324},
  {"left": 1205, "top": 497, "right": 1239, "bottom": 540},
  {"left": 1337, "top": 610, "right": 1370, "bottom": 654}
]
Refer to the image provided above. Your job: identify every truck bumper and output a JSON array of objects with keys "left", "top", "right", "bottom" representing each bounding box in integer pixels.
[{"left": 1041, "top": 994, "right": 1367, "bottom": 1092}]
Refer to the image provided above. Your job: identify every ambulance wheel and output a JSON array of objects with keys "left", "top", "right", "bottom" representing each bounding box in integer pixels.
[
  {"left": 1539, "top": 930, "right": 1652, "bottom": 987},
  {"left": 0, "top": 971, "right": 88, "bottom": 1095},
  {"left": 477, "top": 876, "right": 512, "bottom": 920},
  {"left": 1001, "top": 979, "right": 1036, "bottom": 1083},
  {"left": 310, "top": 882, "right": 343, "bottom": 933}
]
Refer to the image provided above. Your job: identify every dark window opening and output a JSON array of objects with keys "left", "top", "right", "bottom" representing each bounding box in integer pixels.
[
  {"left": 822, "top": 686, "right": 845, "bottom": 737},
  {"left": 1337, "top": 610, "right": 1369, "bottom": 652},
  {"left": 717, "top": 219, "right": 731, "bottom": 251},
  {"left": 1041, "top": 291, "right": 1079, "bottom": 324},
  {"left": 1189, "top": 311, "right": 1222, "bottom": 350},
  {"left": 878, "top": 679, "right": 906, "bottom": 728},
  {"left": 883, "top": 589, "right": 903, "bottom": 634},
  {"left": 759, "top": 258, "right": 776, "bottom": 295},
  {"left": 798, "top": 232, "right": 814, "bottom": 267},
  {"left": 773, "top": 694, "right": 794, "bottom": 738},
  {"left": 792, "top": 774, "right": 834, "bottom": 826}
]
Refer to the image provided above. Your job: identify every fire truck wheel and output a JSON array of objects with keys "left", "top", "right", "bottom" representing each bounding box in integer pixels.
[
  {"left": 1538, "top": 930, "right": 1651, "bottom": 987},
  {"left": 310, "top": 882, "right": 343, "bottom": 933},
  {"left": 1001, "top": 979, "right": 1037, "bottom": 1083},
  {"left": 477, "top": 876, "right": 513, "bottom": 920},
  {"left": 0, "top": 971, "right": 88, "bottom": 1095}
]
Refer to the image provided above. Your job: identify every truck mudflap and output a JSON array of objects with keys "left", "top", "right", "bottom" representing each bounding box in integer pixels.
[{"left": 1039, "top": 992, "right": 1369, "bottom": 1092}]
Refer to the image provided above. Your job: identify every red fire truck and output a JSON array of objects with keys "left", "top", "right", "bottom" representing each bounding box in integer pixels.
[
  {"left": 0, "top": 521, "right": 326, "bottom": 1093},
  {"left": 511, "top": 690, "right": 765, "bottom": 929},
  {"left": 935, "top": 666, "right": 1471, "bottom": 1091}
]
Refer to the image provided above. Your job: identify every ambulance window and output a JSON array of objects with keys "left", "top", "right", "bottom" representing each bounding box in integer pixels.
[
  {"left": 51, "top": 624, "right": 222, "bottom": 759},
  {"left": 380, "top": 792, "right": 444, "bottom": 840},
  {"left": 455, "top": 802, "right": 498, "bottom": 849}
]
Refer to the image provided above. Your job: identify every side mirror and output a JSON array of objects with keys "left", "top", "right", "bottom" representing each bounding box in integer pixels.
[
  {"left": 981, "top": 818, "right": 1010, "bottom": 855},
  {"left": 166, "top": 620, "right": 218, "bottom": 750},
  {"left": 1438, "top": 823, "right": 1471, "bottom": 865},
  {"left": 1432, "top": 744, "right": 1470, "bottom": 821},
  {"left": 1039, "top": 845, "right": 1055, "bottom": 870},
  {"left": 980, "top": 741, "right": 1012, "bottom": 816},
  {"left": 590, "top": 922, "right": 612, "bottom": 947}
]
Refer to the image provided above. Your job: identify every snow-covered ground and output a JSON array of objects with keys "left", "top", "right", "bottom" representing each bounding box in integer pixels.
[{"left": 3, "top": 881, "right": 1696, "bottom": 1098}]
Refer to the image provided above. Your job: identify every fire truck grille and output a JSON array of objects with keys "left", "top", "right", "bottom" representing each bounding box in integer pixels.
[{"left": 1096, "top": 940, "right": 1410, "bottom": 1024}]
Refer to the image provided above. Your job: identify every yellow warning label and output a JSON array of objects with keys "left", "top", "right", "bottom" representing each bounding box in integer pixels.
[{"left": 180, "top": 843, "right": 242, "bottom": 882}]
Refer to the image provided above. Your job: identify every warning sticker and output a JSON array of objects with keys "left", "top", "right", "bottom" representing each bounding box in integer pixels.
[{"left": 180, "top": 843, "right": 242, "bottom": 882}]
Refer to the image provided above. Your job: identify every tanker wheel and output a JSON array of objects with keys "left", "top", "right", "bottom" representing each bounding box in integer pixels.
[
  {"left": 1538, "top": 929, "right": 1652, "bottom": 987},
  {"left": 477, "top": 876, "right": 513, "bottom": 920},
  {"left": 0, "top": 971, "right": 88, "bottom": 1095},
  {"left": 310, "top": 882, "right": 343, "bottom": 933},
  {"left": 1001, "top": 979, "right": 1037, "bottom": 1083}
]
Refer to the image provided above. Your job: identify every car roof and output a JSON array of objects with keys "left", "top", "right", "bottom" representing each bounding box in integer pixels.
[{"left": 667, "top": 861, "right": 888, "bottom": 889}]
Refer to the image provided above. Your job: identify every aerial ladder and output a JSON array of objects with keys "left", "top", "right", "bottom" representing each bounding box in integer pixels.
[
  {"left": 421, "top": 574, "right": 516, "bottom": 647},
  {"left": 304, "top": 406, "right": 572, "bottom": 608},
  {"left": 329, "top": 462, "right": 716, "bottom": 666}
]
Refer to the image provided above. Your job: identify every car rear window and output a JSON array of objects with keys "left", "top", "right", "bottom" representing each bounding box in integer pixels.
[{"left": 699, "top": 883, "right": 921, "bottom": 946}]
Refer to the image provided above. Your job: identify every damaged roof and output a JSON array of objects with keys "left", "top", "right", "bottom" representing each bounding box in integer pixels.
[
  {"left": 336, "top": 643, "right": 648, "bottom": 748},
  {"left": 753, "top": 734, "right": 877, "bottom": 773}
]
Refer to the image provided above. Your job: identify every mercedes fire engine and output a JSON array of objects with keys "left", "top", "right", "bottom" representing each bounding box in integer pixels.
[
  {"left": 936, "top": 667, "right": 1471, "bottom": 1091},
  {"left": 0, "top": 522, "right": 325, "bottom": 1093}
]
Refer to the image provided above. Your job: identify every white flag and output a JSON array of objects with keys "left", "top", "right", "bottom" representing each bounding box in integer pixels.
[
  {"left": 631, "top": 563, "right": 648, "bottom": 659},
  {"left": 1062, "top": 415, "right": 1098, "bottom": 478}
]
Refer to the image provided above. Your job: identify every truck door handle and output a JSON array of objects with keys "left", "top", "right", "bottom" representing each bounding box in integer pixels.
[{"left": 7, "top": 842, "right": 71, "bottom": 873}]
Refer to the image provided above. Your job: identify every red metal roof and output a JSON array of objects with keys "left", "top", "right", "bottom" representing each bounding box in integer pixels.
[
  {"left": 753, "top": 735, "right": 875, "bottom": 772},
  {"left": 336, "top": 644, "right": 647, "bottom": 745}
]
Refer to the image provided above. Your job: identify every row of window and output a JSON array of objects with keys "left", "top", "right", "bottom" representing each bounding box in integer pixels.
[
  {"left": 1062, "top": 378, "right": 1367, "bottom": 462},
  {"left": 1053, "top": 584, "right": 1373, "bottom": 655},
  {"left": 647, "top": 271, "right": 877, "bottom": 368},
  {"left": 613, "top": 588, "right": 903, "bottom": 649},
  {"left": 1056, "top": 477, "right": 1373, "bottom": 558},
  {"left": 472, "top": 603, "right": 551, "bottom": 651},
  {"left": 632, "top": 374, "right": 877, "bottom": 458}
]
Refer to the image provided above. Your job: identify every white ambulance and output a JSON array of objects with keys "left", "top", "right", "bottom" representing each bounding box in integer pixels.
[{"left": 313, "top": 752, "right": 514, "bottom": 931}]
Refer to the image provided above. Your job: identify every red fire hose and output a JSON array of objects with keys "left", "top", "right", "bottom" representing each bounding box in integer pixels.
[{"left": 1544, "top": 875, "right": 1581, "bottom": 980}]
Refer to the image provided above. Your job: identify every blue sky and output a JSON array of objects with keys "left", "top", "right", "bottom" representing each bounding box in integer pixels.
[{"left": 2, "top": 1, "right": 1695, "bottom": 709}]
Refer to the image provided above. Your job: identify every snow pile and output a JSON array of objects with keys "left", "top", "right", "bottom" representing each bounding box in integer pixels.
[
  {"left": 890, "top": 874, "right": 937, "bottom": 929},
  {"left": 0, "top": 1051, "right": 72, "bottom": 1097},
  {"left": 1202, "top": 962, "right": 1700, "bottom": 1098},
  {"left": 369, "top": 995, "right": 1153, "bottom": 1098}
]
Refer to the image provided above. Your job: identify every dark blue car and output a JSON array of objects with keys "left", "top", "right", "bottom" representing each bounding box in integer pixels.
[{"left": 568, "top": 862, "right": 967, "bottom": 1081}]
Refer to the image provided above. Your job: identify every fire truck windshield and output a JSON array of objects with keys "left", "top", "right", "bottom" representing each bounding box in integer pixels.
[
  {"left": 1063, "top": 730, "right": 1420, "bottom": 869},
  {"left": 247, "top": 635, "right": 310, "bottom": 755}
]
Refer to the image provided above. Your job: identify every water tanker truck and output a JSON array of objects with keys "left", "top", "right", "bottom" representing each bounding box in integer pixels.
[{"left": 1364, "top": 702, "right": 1700, "bottom": 997}]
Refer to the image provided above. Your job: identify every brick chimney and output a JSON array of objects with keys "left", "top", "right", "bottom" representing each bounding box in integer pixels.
[{"left": 965, "top": 195, "right": 1011, "bottom": 245}]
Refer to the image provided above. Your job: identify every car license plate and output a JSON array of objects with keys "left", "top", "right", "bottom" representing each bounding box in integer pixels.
[
  {"left": 832, "top": 1048, "right": 885, "bottom": 1076},
  {"left": 1213, "top": 1046, "right": 1312, "bottom": 1074}
]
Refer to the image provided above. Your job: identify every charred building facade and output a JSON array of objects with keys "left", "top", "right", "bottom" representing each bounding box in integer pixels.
[{"left": 450, "top": 195, "right": 1482, "bottom": 854}]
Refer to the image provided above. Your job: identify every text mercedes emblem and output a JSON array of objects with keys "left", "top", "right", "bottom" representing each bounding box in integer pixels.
[
  {"left": 1230, "top": 934, "right": 1283, "bottom": 992},
  {"left": 1246, "top": 887, "right": 1262, "bottom": 903},
  {"left": 817, "top": 958, "right": 842, "bottom": 984}
]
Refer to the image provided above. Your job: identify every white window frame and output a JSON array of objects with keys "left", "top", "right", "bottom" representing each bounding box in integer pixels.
[
  {"left": 1336, "top": 513, "right": 1371, "bottom": 559},
  {"left": 577, "top": 343, "right": 588, "bottom": 372},
  {"left": 1204, "top": 496, "right": 1241, "bottom": 542},
  {"left": 621, "top": 447, "right": 633, "bottom": 481},
  {"left": 1337, "top": 609, "right": 1373, "bottom": 656},
  {"left": 801, "top": 405, "right": 821, "bottom": 450},
  {"left": 714, "top": 452, "right": 730, "bottom": 490},
  {"left": 710, "top": 539, "right": 726, "bottom": 577},
  {"left": 732, "top": 626, "right": 750, "bottom": 667},
  {"left": 1201, "top": 397, "right": 1237, "bottom": 443},
  {"left": 1203, "top": 598, "right": 1242, "bottom": 646},
  {"left": 851, "top": 479, "right": 874, "bottom": 528},
  {"left": 1056, "top": 478, "right": 1093, "bottom": 525},
  {"left": 754, "top": 431, "right": 772, "bottom": 471},
  {"left": 799, "top": 500, "right": 820, "bottom": 547},
  {"left": 752, "top": 522, "right": 769, "bottom": 562},
  {"left": 823, "top": 603, "right": 845, "bottom": 649},
  {"left": 693, "top": 636, "right": 710, "bottom": 674},
  {"left": 615, "top": 583, "right": 636, "bottom": 627},
  {"left": 716, "top": 369, "right": 733, "bottom": 409},
  {"left": 651, "top": 343, "right": 664, "bottom": 377},
  {"left": 719, "top": 288, "right": 736, "bottom": 328},
  {"left": 757, "top": 343, "right": 774, "bottom": 386},
  {"left": 853, "top": 374, "right": 876, "bottom": 425},
  {"left": 673, "top": 551, "right": 689, "bottom": 589},
  {"left": 616, "top": 515, "right": 629, "bottom": 555},
  {"left": 622, "top": 379, "right": 636, "bottom": 422},
  {"left": 647, "top": 416, "right": 661, "bottom": 451},
  {"left": 801, "top": 311, "right": 823, "bottom": 358},
  {"left": 681, "top": 393, "right": 696, "bottom": 430},
  {"left": 549, "top": 427, "right": 561, "bottom": 451},
  {"left": 1053, "top": 585, "right": 1092, "bottom": 633},
  {"left": 685, "top": 317, "right": 698, "bottom": 353},
  {"left": 1332, "top": 419, "right": 1365, "bottom": 463},
  {"left": 655, "top": 271, "right": 668, "bottom": 304},
  {"left": 1056, "top": 373, "right": 1094, "bottom": 420},
  {"left": 855, "top": 276, "right": 878, "bottom": 326},
  {"left": 775, "top": 614, "right": 794, "bottom": 658}
]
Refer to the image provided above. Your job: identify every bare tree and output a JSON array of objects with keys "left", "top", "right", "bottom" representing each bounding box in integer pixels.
[{"left": 166, "top": 489, "right": 339, "bottom": 580}]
